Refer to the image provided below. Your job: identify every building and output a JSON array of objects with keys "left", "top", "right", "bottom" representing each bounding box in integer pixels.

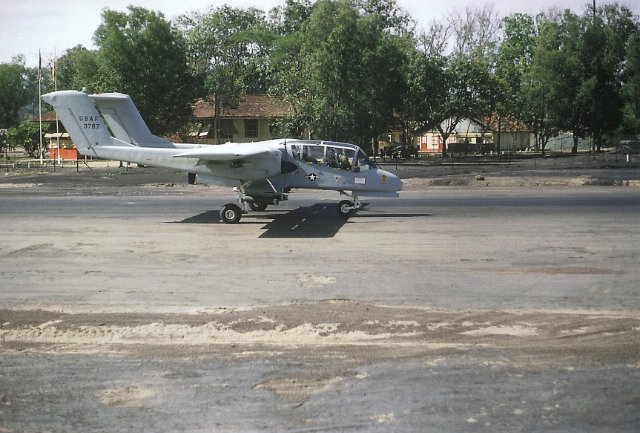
[
  {"left": 190, "top": 94, "right": 290, "bottom": 144},
  {"left": 483, "top": 115, "right": 533, "bottom": 153},
  {"left": 417, "top": 118, "right": 493, "bottom": 155},
  {"left": 40, "top": 111, "right": 81, "bottom": 160},
  {"left": 416, "top": 117, "right": 533, "bottom": 156}
]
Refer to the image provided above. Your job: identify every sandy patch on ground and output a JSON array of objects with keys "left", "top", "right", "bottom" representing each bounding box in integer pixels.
[{"left": 1, "top": 302, "right": 637, "bottom": 365}]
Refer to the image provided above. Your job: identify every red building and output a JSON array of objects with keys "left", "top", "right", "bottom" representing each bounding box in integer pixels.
[{"left": 41, "top": 111, "right": 81, "bottom": 160}]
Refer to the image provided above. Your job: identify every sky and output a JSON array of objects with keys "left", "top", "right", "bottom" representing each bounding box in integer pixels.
[{"left": 2, "top": 0, "right": 639, "bottom": 67}]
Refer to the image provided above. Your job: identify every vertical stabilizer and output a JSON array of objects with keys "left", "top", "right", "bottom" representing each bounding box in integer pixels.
[
  {"left": 41, "top": 91, "right": 114, "bottom": 156},
  {"left": 90, "top": 93, "right": 173, "bottom": 148}
]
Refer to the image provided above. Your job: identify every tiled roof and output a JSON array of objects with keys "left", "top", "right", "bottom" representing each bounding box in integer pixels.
[
  {"left": 482, "top": 114, "right": 531, "bottom": 132},
  {"left": 192, "top": 94, "right": 290, "bottom": 120},
  {"left": 40, "top": 111, "right": 58, "bottom": 122}
]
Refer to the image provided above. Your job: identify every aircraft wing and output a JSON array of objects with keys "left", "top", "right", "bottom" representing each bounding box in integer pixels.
[{"left": 172, "top": 143, "right": 274, "bottom": 161}]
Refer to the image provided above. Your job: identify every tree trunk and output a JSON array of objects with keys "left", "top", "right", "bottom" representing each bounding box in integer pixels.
[
  {"left": 440, "top": 134, "right": 448, "bottom": 158},
  {"left": 572, "top": 134, "right": 578, "bottom": 154},
  {"left": 541, "top": 134, "right": 552, "bottom": 155},
  {"left": 496, "top": 114, "right": 502, "bottom": 156}
]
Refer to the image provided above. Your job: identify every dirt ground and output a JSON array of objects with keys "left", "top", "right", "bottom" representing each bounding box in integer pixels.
[{"left": 1, "top": 158, "right": 639, "bottom": 432}]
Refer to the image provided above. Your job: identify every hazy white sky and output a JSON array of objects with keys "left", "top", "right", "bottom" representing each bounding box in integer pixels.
[{"left": 1, "top": 0, "right": 638, "bottom": 67}]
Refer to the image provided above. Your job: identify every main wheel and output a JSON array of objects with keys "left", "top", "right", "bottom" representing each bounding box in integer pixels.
[
  {"left": 220, "top": 203, "right": 242, "bottom": 224},
  {"left": 337, "top": 200, "right": 355, "bottom": 218}
]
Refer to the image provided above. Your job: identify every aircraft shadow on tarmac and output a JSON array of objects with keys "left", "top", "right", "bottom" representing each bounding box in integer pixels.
[
  {"left": 172, "top": 204, "right": 431, "bottom": 238},
  {"left": 172, "top": 211, "right": 221, "bottom": 224},
  {"left": 259, "top": 203, "right": 350, "bottom": 238},
  {"left": 170, "top": 204, "right": 346, "bottom": 238}
]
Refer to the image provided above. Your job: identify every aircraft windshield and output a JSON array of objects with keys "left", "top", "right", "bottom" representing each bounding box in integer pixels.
[
  {"left": 355, "top": 150, "right": 376, "bottom": 172},
  {"left": 324, "top": 146, "right": 355, "bottom": 170},
  {"left": 290, "top": 143, "right": 358, "bottom": 171}
]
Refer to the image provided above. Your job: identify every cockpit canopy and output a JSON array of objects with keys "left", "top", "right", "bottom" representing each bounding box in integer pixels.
[{"left": 287, "top": 140, "right": 377, "bottom": 172}]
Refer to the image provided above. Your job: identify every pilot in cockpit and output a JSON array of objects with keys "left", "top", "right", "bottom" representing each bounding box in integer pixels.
[{"left": 338, "top": 150, "right": 351, "bottom": 170}]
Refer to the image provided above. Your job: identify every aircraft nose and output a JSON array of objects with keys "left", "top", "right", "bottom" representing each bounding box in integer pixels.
[{"left": 381, "top": 169, "right": 403, "bottom": 192}]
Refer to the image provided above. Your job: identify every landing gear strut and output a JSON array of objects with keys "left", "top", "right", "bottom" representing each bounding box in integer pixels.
[
  {"left": 219, "top": 187, "right": 248, "bottom": 224},
  {"left": 219, "top": 186, "right": 285, "bottom": 224},
  {"left": 248, "top": 201, "right": 268, "bottom": 211}
]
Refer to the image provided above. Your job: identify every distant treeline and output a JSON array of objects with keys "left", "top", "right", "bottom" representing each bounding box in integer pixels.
[{"left": 1, "top": 0, "right": 639, "bottom": 156}]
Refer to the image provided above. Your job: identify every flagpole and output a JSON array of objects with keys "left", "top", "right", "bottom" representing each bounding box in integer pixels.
[
  {"left": 38, "top": 49, "right": 43, "bottom": 165},
  {"left": 54, "top": 48, "right": 60, "bottom": 165}
]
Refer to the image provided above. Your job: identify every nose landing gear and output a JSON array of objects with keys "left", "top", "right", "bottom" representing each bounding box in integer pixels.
[{"left": 337, "top": 192, "right": 362, "bottom": 218}]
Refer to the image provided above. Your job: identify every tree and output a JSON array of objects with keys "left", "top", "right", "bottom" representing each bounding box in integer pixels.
[
  {"left": 578, "top": 17, "right": 623, "bottom": 150},
  {"left": 523, "top": 11, "right": 582, "bottom": 153},
  {"left": 594, "top": 4, "right": 639, "bottom": 140},
  {"left": 178, "top": 6, "right": 273, "bottom": 95},
  {"left": 177, "top": 5, "right": 274, "bottom": 141},
  {"left": 54, "top": 45, "right": 100, "bottom": 92},
  {"left": 270, "top": 0, "right": 411, "bottom": 148},
  {"left": 94, "top": 6, "right": 195, "bottom": 135},
  {"left": 408, "top": 51, "right": 498, "bottom": 157},
  {"left": 0, "top": 57, "right": 29, "bottom": 128},
  {"left": 268, "top": 0, "right": 313, "bottom": 35},
  {"left": 449, "top": 4, "right": 501, "bottom": 61},
  {"left": 495, "top": 13, "right": 537, "bottom": 153},
  {"left": 622, "top": 33, "right": 640, "bottom": 132},
  {"left": 6, "top": 120, "right": 42, "bottom": 157},
  {"left": 300, "top": 0, "right": 364, "bottom": 140}
]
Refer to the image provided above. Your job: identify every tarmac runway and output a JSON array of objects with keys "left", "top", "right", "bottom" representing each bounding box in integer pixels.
[{"left": 1, "top": 165, "right": 639, "bottom": 432}]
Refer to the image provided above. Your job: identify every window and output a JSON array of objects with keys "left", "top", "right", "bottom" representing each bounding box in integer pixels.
[
  {"left": 244, "top": 119, "right": 258, "bottom": 138},
  {"left": 218, "top": 120, "right": 237, "bottom": 139},
  {"left": 290, "top": 144, "right": 301, "bottom": 160},
  {"left": 355, "top": 150, "right": 376, "bottom": 172},
  {"left": 301, "top": 145, "right": 324, "bottom": 164},
  {"left": 324, "top": 146, "right": 354, "bottom": 170}
]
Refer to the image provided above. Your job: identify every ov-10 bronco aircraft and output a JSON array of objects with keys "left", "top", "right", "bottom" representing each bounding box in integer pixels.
[{"left": 42, "top": 90, "right": 402, "bottom": 223}]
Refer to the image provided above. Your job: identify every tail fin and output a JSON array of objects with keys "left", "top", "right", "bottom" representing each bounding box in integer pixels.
[
  {"left": 89, "top": 93, "right": 173, "bottom": 148},
  {"left": 42, "top": 90, "right": 114, "bottom": 156}
]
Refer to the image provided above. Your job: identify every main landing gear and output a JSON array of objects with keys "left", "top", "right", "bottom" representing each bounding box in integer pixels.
[
  {"left": 219, "top": 200, "right": 265, "bottom": 224},
  {"left": 220, "top": 203, "right": 243, "bottom": 224},
  {"left": 219, "top": 188, "right": 281, "bottom": 224}
]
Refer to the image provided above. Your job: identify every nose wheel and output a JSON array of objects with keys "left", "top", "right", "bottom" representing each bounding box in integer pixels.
[{"left": 337, "top": 194, "right": 362, "bottom": 218}]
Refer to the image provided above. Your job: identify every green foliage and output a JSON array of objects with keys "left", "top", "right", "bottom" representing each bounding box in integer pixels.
[
  {"left": 269, "top": 0, "right": 314, "bottom": 35},
  {"left": 408, "top": 52, "right": 498, "bottom": 156},
  {"left": 94, "top": 6, "right": 195, "bottom": 135},
  {"left": 6, "top": 120, "right": 42, "bottom": 157},
  {"left": 54, "top": 45, "right": 100, "bottom": 92},
  {"left": 178, "top": 5, "right": 272, "bottom": 98},
  {"left": 579, "top": 18, "right": 624, "bottom": 149},
  {"left": 270, "top": 0, "right": 412, "bottom": 147},
  {"left": 622, "top": 34, "right": 640, "bottom": 132},
  {"left": 495, "top": 14, "right": 536, "bottom": 125},
  {"left": 0, "top": 58, "right": 29, "bottom": 128},
  {"left": 2, "top": 0, "right": 640, "bottom": 145}
]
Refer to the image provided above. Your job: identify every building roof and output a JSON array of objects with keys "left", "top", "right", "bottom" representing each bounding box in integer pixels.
[
  {"left": 482, "top": 114, "right": 531, "bottom": 133},
  {"left": 192, "top": 94, "right": 290, "bottom": 120},
  {"left": 40, "top": 111, "right": 58, "bottom": 122}
]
